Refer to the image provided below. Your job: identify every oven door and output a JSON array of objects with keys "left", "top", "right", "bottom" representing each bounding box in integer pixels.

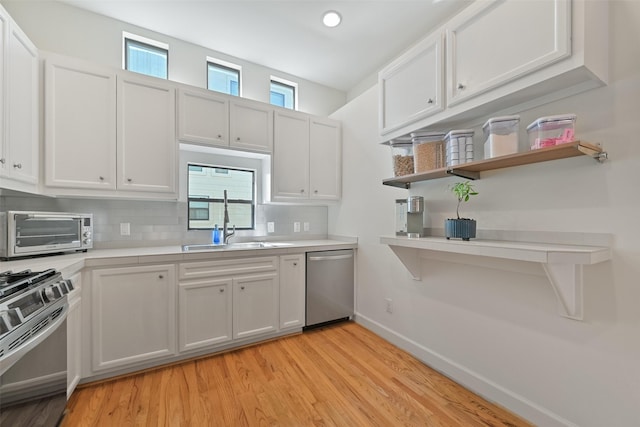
[
  {"left": 0, "top": 303, "right": 68, "bottom": 426},
  {"left": 9, "top": 213, "right": 84, "bottom": 257}
]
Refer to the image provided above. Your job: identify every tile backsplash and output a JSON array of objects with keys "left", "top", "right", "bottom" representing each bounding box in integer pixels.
[{"left": 0, "top": 195, "right": 328, "bottom": 248}]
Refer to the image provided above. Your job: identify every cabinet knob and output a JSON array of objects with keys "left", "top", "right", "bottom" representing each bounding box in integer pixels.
[
  {"left": 240, "top": 286, "right": 245, "bottom": 290},
  {"left": 217, "top": 134, "right": 222, "bottom": 138},
  {"left": 293, "top": 262, "right": 297, "bottom": 266},
  {"left": 219, "top": 288, "right": 225, "bottom": 293},
  {"left": 300, "top": 189, "right": 305, "bottom": 193},
  {"left": 158, "top": 275, "right": 164, "bottom": 279},
  {"left": 13, "top": 163, "right": 22, "bottom": 169},
  {"left": 0, "top": 158, "right": 5, "bottom": 164},
  {"left": 127, "top": 178, "right": 132, "bottom": 182},
  {"left": 99, "top": 176, "right": 104, "bottom": 181},
  {"left": 427, "top": 98, "right": 434, "bottom": 104},
  {"left": 236, "top": 137, "right": 241, "bottom": 141},
  {"left": 314, "top": 189, "right": 318, "bottom": 194},
  {"left": 457, "top": 83, "right": 465, "bottom": 90}
]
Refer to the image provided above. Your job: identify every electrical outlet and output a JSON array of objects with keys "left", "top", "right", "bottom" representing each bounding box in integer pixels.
[
  {"left": 303, "top": 222, "right": 310, "bottom": 232},
  {"left": 385, "top": 298, "right": 393, "bottom": 314},
  {"left": 267, "top": 222, "right": 275, "bottom": 233},
  {"left": 293, "top": 222, "right": 301, "bottom": 232},
  {"left": 120, "top": 222, "right": 130, "bottom": 236}
]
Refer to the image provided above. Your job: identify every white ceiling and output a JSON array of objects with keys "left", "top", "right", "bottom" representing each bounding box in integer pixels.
[{"left": 58, "top": 0, "right": 472, "bottom": 93}]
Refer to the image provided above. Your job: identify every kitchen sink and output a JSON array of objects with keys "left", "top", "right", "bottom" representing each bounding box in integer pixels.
[{"left": 182, "top": 241, "right": 294, "bottom": 252}]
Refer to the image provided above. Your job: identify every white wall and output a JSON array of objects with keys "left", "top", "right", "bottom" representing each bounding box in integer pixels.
[
  {"left": 0, "top": 0, "right": 346, "bottom": 117},
  {"left": 329, "top": 1, "right": 640, "bottom": 426}
]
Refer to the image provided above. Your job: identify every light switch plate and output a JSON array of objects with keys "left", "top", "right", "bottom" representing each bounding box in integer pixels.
[
  {"left": 267, "top": 222, "right": 275, "bottom": 233},
  {"left": 120, "top": 222, "right": 130, "bottom": 236},
  {"left": 294, "top": 222, "right": 300, "bottom": 232},
  {"left": 303, "top": 222, "right": 310, "bottom": 232}
]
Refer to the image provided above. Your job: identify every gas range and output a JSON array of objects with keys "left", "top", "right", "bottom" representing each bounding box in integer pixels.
[{"left": 0, "top": 268, "right": 73, "bottom": 375}]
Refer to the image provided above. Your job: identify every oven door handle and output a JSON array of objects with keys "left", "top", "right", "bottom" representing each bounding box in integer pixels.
[
  {"left": 0, "top": 303, "right": 68, "bottom": 376},
  {"left": 24, "top": 214, "right": 84, "bottom": 220}
]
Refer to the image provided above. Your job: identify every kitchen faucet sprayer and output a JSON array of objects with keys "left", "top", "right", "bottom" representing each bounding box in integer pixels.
[{"left": 223, "top": 190, "right": 236, "bottom": 244}]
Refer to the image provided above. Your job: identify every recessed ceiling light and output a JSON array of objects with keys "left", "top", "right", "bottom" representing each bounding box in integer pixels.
[{"left": 322, "top": 10, "right": 342, "bottom": 28}]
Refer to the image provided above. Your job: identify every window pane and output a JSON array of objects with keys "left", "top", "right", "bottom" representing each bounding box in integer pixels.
[
  {"left": 270, "top": 81, "right": 295, "bottom": 109},
  {"left": 208, "top": 62, "right": 240, "bottom": 96},
  {"left": 125, "top": 39, "right": 168, "bottom": 79},
  {"left": 187, "top": 164, "right": 255, "bottom": 230}
]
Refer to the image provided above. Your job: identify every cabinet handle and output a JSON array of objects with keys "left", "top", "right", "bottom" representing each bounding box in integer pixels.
[
  {"left": 159, "top": 275, "right": 164, "bottom": 279},
  {"left": 457, "top": 83, "right": 465, "bottom": 90},
  {"left": 427, "top": 98, "right": 433, "bottom": 104},
  {"left": 13, "top": 163, "right": 22, "bottom": 169}
]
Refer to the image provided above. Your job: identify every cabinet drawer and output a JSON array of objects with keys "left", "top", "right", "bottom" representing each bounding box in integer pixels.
[{"left": 179, "top": 256, "right": 278, "bottom": 280}]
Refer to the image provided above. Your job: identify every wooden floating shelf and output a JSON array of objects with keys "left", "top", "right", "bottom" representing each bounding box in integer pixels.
[
  {"left": 383, "top": 141, "right": 607, "bottom": 188},
  {"left": 380, "top": 236, "right": 612, "bottom": 320}
]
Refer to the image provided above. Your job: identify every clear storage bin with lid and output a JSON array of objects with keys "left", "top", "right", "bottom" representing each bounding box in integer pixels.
[
  {"left": 527, "top": 114, "right": 576, "bottom": 150},
  {"left": 445, "top": 129, "right": 474, "bottom": 166},
  {"left": 389, "top": 138, "right": 414, "bottom": 177},
  {"left": 482, "top": 115, "right": 519, "bottom": 159},
  {"left": 410, "top": 131, "right": 445, "bottom": 173}
]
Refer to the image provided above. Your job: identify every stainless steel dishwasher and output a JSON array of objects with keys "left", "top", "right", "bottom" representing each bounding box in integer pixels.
[{"left": 305, "top": 249, "right": 354, "bottom": 329}]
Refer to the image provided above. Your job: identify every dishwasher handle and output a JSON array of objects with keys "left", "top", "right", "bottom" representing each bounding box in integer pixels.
[{"left": 308, "top": 253, "right": 353, "bottom": 262}]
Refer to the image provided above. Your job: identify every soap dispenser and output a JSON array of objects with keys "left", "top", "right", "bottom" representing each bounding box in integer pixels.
[{"left": 212, "top": 224, "right": 220, "bottom": 244}]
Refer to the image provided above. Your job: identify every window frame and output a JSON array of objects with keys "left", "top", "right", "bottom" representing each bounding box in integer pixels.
[
  {"left": 123, "top": 31, "right": 169, "bottom": 79},
  {"left": 207, "top": 57, "right": 242, "bottom": 96},
  {"left": 187, "top": 163, "right": 256, "bottom": 231},
  {"left": 270, "top": 76, "right": 298, "bottom": 110}
]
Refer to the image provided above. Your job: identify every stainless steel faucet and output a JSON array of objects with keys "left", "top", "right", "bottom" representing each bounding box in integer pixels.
[{"left": 222, "top": 189, "right": 235, "bottom": 244}]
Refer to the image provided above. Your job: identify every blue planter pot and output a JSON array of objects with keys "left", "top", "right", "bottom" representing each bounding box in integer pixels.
[{"left": 445, "top": 219, "right": 477, "bottom": 241}]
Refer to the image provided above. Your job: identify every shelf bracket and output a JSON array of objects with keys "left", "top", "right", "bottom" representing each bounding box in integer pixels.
[
  {"left": 383, "top": 181, "right": 411, "bottom": 189},
  {"left": 577, "top": 144, "right": 608, "bottom": 163},
  {"left": 542, "top": 263, "right": 584, "bottom": 320},
  {"left": 446, "top": 169, "right": 480, "bottom": 180},
  {"left": 389, "top": 245, "right": 422, "bottom": 280}
]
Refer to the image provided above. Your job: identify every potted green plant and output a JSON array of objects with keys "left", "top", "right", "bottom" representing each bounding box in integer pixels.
[{"left": 445, "top": 181, "right": 478, "bottom": 241}]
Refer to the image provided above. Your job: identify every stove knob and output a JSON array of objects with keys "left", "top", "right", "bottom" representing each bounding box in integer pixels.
[
  {"left": 0, "top": 309, "right": 20, "bottom": 329},
  {"left": 42, "top": 285, "right": 62, "bottom": 302},
  {"left": 59, "top": 279, "right": 74, "bottom": 294},
  {"left": 0, "top": 315, "right": 9, "bottom": 335}
]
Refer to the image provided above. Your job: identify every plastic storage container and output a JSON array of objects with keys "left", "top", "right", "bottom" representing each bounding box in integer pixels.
[
  {"left": 389, "top": 138, "right": 414, "bottom": 177},
  {"left": 483, "top": 115, "right": 520, "bottom": 159},
  {"left": 527, "top": 114, "right": 576, "bottom": 150},
  {"left": 445, "top": 130, "right": 474, "bottom": 166},
  {"left": 410, "top": 131, "right": 446, "bottom": 173}
]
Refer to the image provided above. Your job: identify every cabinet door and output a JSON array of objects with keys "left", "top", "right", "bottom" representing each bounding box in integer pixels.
[
  {"left": 379, "top": 32, "right": 444, "bottom": 135},
  {"left": 5, "top": 20, "right": 38, "bottom": 184},
  {"left": 177, "top": 88, "right": 229, "bottom": 147},
  {"left": 91, "top": 264, "right": 176, "bottom": 372},
  {"left": 279, "top": 254, "right": 305, "bottom": 330},
  {"left": 45, "top": 55, "right": 116, "bottom": 190},
  {"left": 233, "top": 273, "right": 278, "bottom": 340},
  {"left": 309, "top": 117, "right": 341, "bottom": 200},
  {"left": 66, "top": 272, "right": 82, "bottom": 397},
  {"left": 0, "top": 10, "right": 6, "bottom": 176},
  {"left": 117, "top": 73, "right": 177, "bottom": 194},
  {"left": 272, "top": 110, "right": 309, "bottom": 200},
  {"left": 446, "top": 0, "right": 571, "bottom": 107},
  {"left": 229, "top": 99, "right": 273, "bottom": 153},
  {"left": 178, "top": 277, "right": 232, "bottom": 352}
]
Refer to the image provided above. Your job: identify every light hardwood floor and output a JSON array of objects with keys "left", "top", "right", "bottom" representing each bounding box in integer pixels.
[{"left": 63, "top": 322, "right": 532, "bottom": 426}]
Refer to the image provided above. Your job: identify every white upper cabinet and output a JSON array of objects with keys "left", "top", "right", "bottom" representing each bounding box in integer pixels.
[
  {"left": 309, "top": 117, "right": 341, "bottom": 200},
  {"left": 379, "top": 0, "right": 608, "bottom": 141},
  {"left": 44, "top": 54, "right": 117, "bottom": 190},
  {"left": 379, "top": 32, "right": 444, "bottom": 135},
  {"left": 177, "top": 88, "right": 229, "bottom": 148},
  {"left": 229, "top": 98, "right": 273, "bottom": 153},
  {"left": 117, "top": 72, "right": 177, "bottom": 194},
  {"left": 0, "top": 5, "right": 38, "bottom": 191},
  {"left": 446, "top": 0, "right": 570, "bottom": 107},
  {"left": 272, "top": 110, "right": 342, "bottom": 202},
  {"left": 272, "top": 109, "right": 310, "bottom": 200}
]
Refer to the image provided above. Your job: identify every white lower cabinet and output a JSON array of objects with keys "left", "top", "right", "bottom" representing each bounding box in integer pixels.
[
  {"left": 66, "top": 272, "right": 82, "bottom": 397},
  {"left": 279, "top": 254, "right": 305, "bottom": 330},
  {"left": 233, "top": 273, "right": 278, "bottom": 340},
  {"left": 90, "top": 264, "right": 176, "bottom": 372},
  {"left": 178, "top": 277, "right": 232, "bottom": 352}
]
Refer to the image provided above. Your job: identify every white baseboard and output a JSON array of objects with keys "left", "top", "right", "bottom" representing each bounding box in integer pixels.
[{"left": 355, "top": 313, "right": 576, "bottom": 427}]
